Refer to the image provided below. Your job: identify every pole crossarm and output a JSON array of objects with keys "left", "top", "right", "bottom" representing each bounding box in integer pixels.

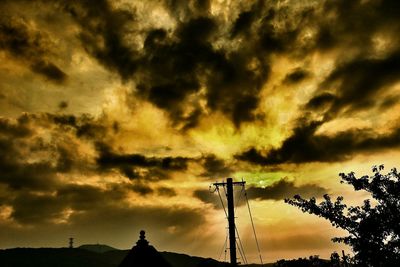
[{"left": 212, "top": 181, "right": 246, "bottom": 187}]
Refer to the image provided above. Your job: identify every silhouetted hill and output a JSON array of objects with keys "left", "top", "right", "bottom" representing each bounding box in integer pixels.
[
  {"left": 0, "top": 248, "right": 114, "bottom": 267},
  {"left": 0, "top": 247, "right": 270, "bottom": 267},
  {"left": 78, "top": 244, "right": 117, "bottom": 253},
  {"left": 162, "top": 251, "right": 228, "bottom": 267}
]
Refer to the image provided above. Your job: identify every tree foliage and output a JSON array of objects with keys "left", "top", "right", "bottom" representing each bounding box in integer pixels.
[
  {"left": 285, "top": 165, "right": 400, "bottom": 267},
  {"left": 274, "top": 255, "right": 330, "bottom": 267}
]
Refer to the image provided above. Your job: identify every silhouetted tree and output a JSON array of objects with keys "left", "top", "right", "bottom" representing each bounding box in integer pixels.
[
  {"left": 274, "top": 256, "right": 330, "bottom": 267},
  {"left": 329, "top": 252, "right": 340, "bottom": 267},
  {"left": 285, "top": 165, "right": 400, "bottom": 267}
]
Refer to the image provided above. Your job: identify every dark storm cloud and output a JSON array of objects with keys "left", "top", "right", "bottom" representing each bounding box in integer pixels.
[
  {"left": 0, "top": 116, "right": 32, "bottom": 137},
  {"left": 54, "top": 0, "right": 274, "bottom": 129},
  {"left": 246, "top": 179, "right": 327, "bottom": 201},
  {"left": 0, "top": 130, "right": 178, "bottom": 226},
  {"left": 0, "top": 155, "right": 58, "bottom": 191},
  {"left": 137, "top": 15, "right": 270, "bottom": 129},
  {"left": 0, "top": 16, "right": 67, "bottom": 83},
  {"left": 230, "top": 7, "right": 257, "bottom": 38},
  {"left": 130, "top": 183, "right": 154, "bottom": 196},
  {"left": 193, "top": 186, "right": 248, "bottom": 210},
  {"left": 51, "top": 114, "right": 107, "bottom": 139},
  {"left": 58, "top": 101, "right": 68, "bottom": 110},
  {"left": 95, "top": 143, "right": 192, "bottom": 181},
  {"left": 0, "top": 114, "right": 230, "bottom": 205},
  {"left": 0, "top": 114, "right": 104, "bottom": 192},
  {"left": 56, "top": 183, "right": 128, "bottom": 211},
  {"left": 283, "top": 68, "right": 310, "bottom": 85},
  {"left": 319, "top": 51, "right": 400, "bottom": 115},
  {"left": 0, "top": 115, "right": 184, "bottom": 225},
  {"left": 97, "top": 149, "right": 234, "bottom": 181},
  {"left": 68, "top": 205, "right": 206, "bottom": 238},
  {"left": 17, "top": 0, "right": 400, "bottom": 127},
  {"left": 148, "top": 0, "right": 400, "bottom": 129},
  {"left": 96, "top": 144, "right": 190, "bottom": 170},
  {"left": 193, "top": 189, "right": 226, "bottom": 210},
  {"left": 261, "top": 0, "right": 400, "bottom": 166},
  {"left": 305, "top": 93, "right": 337, "bottom": 110},
  {"left": 199, "top": 154, "right": 233, "bottom": 178},
  {"left": 8, "top": 181, "right": 199, "bottom": 227},
  {"left": 312, "top": 0, "right": 400, "bottom": 52},
  {"left": 10, "top": 192, "right": 67, "bottom": 224},
  {"left": 9, "top": 182, "right": 201, "bottom": 231},
  {"left": 162, "top": 0, "right": 211, "bottom": 19},
  {"left": 236, "top": 119, "right": 400, "bottom": 165},
  {"left": 157, "top": 186, "right": 177, "bottom": 197},
  {"left": 379, "top": 95, "right": 400, "bottom": 110},
  {"left": 0, "top": 205, "right": 206, "bottom": 250},
  {"left": 5, "top": 114, "right": 229, "bottom": 186},
  {"left": 30, "top": 61, "right": 67, "bottom": 83},
  {"left": 0, "top": 120, "right": 59, "bottom": 190},
  {"left": 305, "top": 0, "right": 400, "bottom": 117},
  {"left": 257, "top": 9, "right": 310, "bottom": 55},
  {"left": 59, "top": 0, "right": 138, "bottom": 80},
  {"left": 194, "top": 178, "right": 327, "bottom": 207},
  {"left": 2, "top": 0, "right": 399, "bottom": 130},
  {"left": 9, "top": 113, "right": 196, "bottom": 184}
]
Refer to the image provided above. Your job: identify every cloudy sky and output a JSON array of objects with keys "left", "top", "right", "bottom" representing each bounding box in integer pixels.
[{"left": 1, "top": 0, "right": 399, "bottom": 263}]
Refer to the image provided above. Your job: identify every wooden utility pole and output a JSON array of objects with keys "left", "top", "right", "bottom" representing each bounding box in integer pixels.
[
  {"left": 213, "top": 178, "right": 245, "bottom": 266},
  {"left": 226, "top": 178, "right": 237, "bottom": 266}
]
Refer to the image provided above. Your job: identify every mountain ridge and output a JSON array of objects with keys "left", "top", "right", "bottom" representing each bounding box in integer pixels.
[
  {"left": 0, "top": 247, "right": 269, "bottom": 267},
  {"left": 78, "top": 244, "right": 117, "bottom": 253}
]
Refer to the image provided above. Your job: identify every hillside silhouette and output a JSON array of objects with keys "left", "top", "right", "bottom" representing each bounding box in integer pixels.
[
  {"left": 0, "top": 247, "right": 338, "bottom": 267},
  {"left": 0, "top": 247, "right": 261, "bottom": 267},
  {"left": 78, "top": 244, "right": 117, "bottom": 253}
]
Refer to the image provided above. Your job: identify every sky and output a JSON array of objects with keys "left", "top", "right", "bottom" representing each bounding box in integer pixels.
[{"left": 0, "top": 0, "right": 400, "bottom": 263}]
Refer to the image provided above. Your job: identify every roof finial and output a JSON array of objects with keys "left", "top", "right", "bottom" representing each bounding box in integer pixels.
[
  {"left": 137, "top": 230, "right": 149, "bottom": 246},
  {"left": 140, "top": 230, "right": 146, "bottom": 240}
]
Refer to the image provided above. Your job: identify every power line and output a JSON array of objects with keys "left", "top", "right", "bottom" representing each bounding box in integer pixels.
[
  {"left": 235, "top": 226, "right": 248, "bottom": 264},
  {"left": 213, "top": 179, "right": 263, "bottom": 266},
  {"left": 216, "top": 186, "right": 228, "bottom": 219},
  {"left": 245, "top": 189, "right": 264, "bottom": 265},
  {"left": 218, "top": 228, "right": 228, "bottom": 262},
  {"left": 216, "top": 183, "right": 248, "bottom": 264},
  {"left": 234, "top": 185, "right": 244, "bottom": 213},
  {"left": 236, "top": 239, "right": 247, "bottom": 265},
  {"left": 234, "top": 185, "right": 248, "bottom": 264},
  {"left": 234, "top": 184, "right": 248, "bottom": 264}
]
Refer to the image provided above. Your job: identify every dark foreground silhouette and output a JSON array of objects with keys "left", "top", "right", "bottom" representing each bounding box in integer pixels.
[
  {"left": 286, "top": 166, "right": 400, "bottom": 267},
  {"left": 0, "top": 247, "right": 233, "bottom": 267},
  {"left": 1, "top": 246, "right": 342, "bottom": 267},
  {"left": 0, "top": 231, "right": 243, "bottom": 267},
  {"left": 118, "top": 230, "right": 172, "bottom": 267},
  {"left": 0, "top": 246, "right": 341, "bottom": 267},
  {"left": 0, "top": 230, "right": 353, "bottom": 267}
]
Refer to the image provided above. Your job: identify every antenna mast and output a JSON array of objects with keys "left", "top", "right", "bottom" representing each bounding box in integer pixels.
[{"left": 69, "top": 237, "right": 74, "bottom": 249}]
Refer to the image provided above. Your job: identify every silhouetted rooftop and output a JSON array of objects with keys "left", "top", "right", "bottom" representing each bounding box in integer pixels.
[{"left": 118, "top": 230, "right": 172, "bottom": 267}]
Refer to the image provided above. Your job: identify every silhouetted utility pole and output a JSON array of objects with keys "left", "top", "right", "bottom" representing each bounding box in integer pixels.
[
  {"left": 213, "top": 178, "right": 245, "bottom": 266},
  {"left": 69, "top": 237, "right": 74, "bottom": 249},
  {"left": 227, "top": 178, "right": 237, "bottom": 266}
]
